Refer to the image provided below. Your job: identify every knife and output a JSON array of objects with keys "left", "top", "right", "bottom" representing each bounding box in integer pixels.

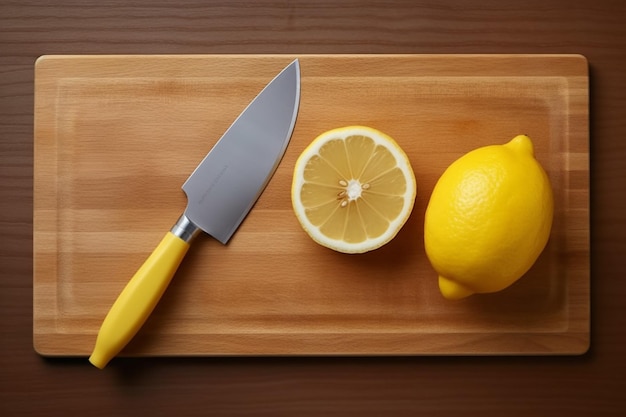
[{"left": 89, "top": 59, "right": 301, "bottom": 369}]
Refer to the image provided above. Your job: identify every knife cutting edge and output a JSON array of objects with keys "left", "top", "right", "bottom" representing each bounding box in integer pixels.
[{"left": 89, "top": 59, "right": 301, "bottom": 369}]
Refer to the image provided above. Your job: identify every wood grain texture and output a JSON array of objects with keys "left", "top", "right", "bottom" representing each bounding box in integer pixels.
[
  {"left": 2, "top": 0, "right": 626, "bottom": 416},
  {"left": 33, "top": 54, "right": 589, "bottom": 357}
]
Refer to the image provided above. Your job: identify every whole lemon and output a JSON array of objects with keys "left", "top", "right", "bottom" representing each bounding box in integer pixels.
[{"left": 424, "top": 135, "right": 554, "bottom": 300}]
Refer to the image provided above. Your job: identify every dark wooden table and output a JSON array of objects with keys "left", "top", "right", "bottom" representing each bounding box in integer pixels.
[{"left": 2, "top": 1, "right": 625, "bottom": 415}]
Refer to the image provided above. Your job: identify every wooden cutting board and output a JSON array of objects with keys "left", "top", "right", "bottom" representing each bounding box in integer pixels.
[{"left": 34, "top": 54, "right": 589, "bottom": 357}]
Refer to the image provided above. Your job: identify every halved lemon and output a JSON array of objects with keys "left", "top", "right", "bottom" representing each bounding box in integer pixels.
[{"left": 291, "top": 126, "right": 416, "bottom": 254}]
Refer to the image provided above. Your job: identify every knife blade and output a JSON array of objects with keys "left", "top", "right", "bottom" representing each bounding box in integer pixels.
[{"left": 89, "top": 59, "right": 301, "bottom": 369}]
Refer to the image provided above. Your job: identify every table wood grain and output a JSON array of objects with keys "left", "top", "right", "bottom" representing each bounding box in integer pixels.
[{"left": 1, "top": 0, "right": 625, "bottom": 416}]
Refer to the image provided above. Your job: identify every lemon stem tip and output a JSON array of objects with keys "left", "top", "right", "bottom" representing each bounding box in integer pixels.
[
  {"left": 506, "top": 135, "right": 535, "bottom": 157},
  {"left": 438, "top": 276, "right": 474, "bottom": 300}
]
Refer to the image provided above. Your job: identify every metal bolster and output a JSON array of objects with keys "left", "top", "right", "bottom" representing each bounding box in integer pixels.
[{"left": 170, "top": 214, "right": 201, "bottom": 243}]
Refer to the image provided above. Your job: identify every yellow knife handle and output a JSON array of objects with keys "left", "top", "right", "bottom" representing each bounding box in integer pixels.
[{"left": 89, "top": 231, "right": 190, "bottom": 369}]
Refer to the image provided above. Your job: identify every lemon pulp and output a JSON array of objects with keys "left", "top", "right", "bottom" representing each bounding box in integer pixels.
[{"left": 292, "top": 126, "right": 416, "bottom": 254}]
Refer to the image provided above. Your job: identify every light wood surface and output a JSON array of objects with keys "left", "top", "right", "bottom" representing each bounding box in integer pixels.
[{"left": 34, "top": 54, "right": 589, "bottom": 356}]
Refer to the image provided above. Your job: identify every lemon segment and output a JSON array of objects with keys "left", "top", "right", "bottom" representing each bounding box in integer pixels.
[
  {"left": 424, "top": 135, "right": 554, "bottom": 299},
  {"left": 292, "top": 126, "right": 416, "bottom": 254}
]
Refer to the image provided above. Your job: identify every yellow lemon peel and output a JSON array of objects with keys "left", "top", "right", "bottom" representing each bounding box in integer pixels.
[{"left": 424, "top": 135, "right": 554, "bottom": 299}]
